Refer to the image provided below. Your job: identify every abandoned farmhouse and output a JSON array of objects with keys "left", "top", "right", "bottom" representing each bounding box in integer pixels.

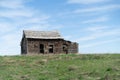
[{"left": 21, "top": 30, "right": 78, "bottom": 54}]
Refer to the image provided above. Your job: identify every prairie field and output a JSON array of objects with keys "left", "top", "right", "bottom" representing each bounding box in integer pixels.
[{"left": 0, "top": 54, "right": 120, "bottom": 80}]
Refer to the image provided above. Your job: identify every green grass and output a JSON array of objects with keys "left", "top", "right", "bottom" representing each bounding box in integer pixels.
[{"left": 0, "top": 54, "right": 120, "bottom": 80}]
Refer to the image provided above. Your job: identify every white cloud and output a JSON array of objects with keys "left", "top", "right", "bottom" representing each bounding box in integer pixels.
[
  {"left": 0, "top": 9, "right": 34, "bottom": 18},
  {"left": 0, "top": 22, "right": 17, "bottom": 34},
  {"left": 82, "top": 16, "right": 108, "bottom": 24},
  {"left": 81, "top": 38, "right": 120, "bottom": 48},
  {"left": 0, "top": 0, "right": 51, "bottom": 30},
  {"left": 67, "top": 0, "right": 108, "bottom": 4},
  {"left": 59, "top": 4, "right": 120, "bottom": 16},
  {"left": 58, "top": 4, "right": 120, "bottom": 17},
  {"left": 74, "top": 4, "right": 120, "bottom": 13},
  {"left": 86, "top": 26, "right": 108, "bottom": 32},
  {"left": 0, "top": 31, "right": 21, "bottom": 55},
  {"left": 25, "top": 16, "right": 50, "bottom": 24},
  {"left": 75, "top": 28, "right": 120, "bottom": 42},
  {"left": 0, "top": 0, "right": 29, "bottom": 9}
]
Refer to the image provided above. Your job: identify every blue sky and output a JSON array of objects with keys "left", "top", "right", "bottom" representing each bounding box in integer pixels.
[{"left": 0, "top": 0, "right": 120, "bottom": 55}]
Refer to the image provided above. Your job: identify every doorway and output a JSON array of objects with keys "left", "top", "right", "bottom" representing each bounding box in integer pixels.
[
  {"left": 63, "top": 44, "right": 68, "bottom": 54},
  {"left": 49, "top": 45, "right": 53, "bottom": 53},
  {"left": 40, "top": 44, "right": 44, "bottom": 53}
]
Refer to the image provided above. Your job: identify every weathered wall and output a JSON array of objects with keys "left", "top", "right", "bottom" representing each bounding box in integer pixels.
[
  {"left": 21, "top": 37, "right": 27, "bottom": 54},
  {"left": 21, "top": 38, "right": 78, "bottom": 54},
  {"left": 27, "top": 39, "right": 64, "bottom": 54},
  {"left": 68, "top": 42, "right": 78, "bottom": 53}
]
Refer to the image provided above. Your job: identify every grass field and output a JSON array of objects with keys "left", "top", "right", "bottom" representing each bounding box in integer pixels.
[{"left": 0, "top": 54, "right": 120, "bottom": 80}]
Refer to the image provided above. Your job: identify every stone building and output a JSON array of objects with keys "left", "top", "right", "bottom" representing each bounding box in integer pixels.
[{"left": 21, "top": 30, "right": 78, "bottom": 55}]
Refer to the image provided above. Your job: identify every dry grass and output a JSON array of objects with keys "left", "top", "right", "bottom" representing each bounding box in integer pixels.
[{"left": 0, "top": 54, "right": 119, "bottom": 80}]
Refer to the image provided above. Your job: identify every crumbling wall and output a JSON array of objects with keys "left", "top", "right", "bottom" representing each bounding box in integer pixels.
[
  {"left": 27, "top": 39, "right": 64, "bottom": 54},
  {"left": 21, "top": 38, "right": 78, "bottom": 55},
  {"left": 68, "top": 42, "right": 78, "bottom": 53},
  {"left": 21, "top": 37, "right": 27, "bottom": 54}
]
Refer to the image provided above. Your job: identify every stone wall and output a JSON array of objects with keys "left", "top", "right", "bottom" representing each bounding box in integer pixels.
[
  {"left": 27, "top": 39, "right": 64, "bottom": 54},
  {"left": 21, "top": 37, "right": 27, "bottom": 54},
  {"left": 21, "top": 38, "right": 78, "bottom": 54}
]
